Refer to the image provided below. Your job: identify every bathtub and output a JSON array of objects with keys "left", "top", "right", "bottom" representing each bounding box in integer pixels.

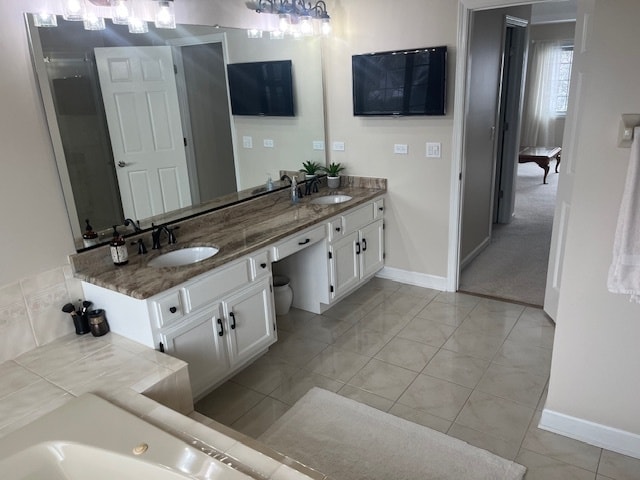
[{"left": 0, "top": 394, "right": 252, "bottom": 480}]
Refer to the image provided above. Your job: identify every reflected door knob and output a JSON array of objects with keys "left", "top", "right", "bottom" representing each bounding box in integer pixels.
[{"left": 117, "top": 161, "right": 127, "bottom": 168}]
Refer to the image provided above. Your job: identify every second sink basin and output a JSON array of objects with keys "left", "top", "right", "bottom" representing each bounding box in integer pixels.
[
  {"left": 148, "top": 246, "right": 219, "bottom": 268},
  {"left": 310, "top": 194, "right": 353, "bottom": 205}
]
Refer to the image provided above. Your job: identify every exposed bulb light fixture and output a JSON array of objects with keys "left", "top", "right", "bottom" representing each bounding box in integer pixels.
[
  {"left": 252, "top": 0, "right": 332, "bottom": 38},
  {"left": 32, "top": 0, "right": 177, "bottom": 33}
]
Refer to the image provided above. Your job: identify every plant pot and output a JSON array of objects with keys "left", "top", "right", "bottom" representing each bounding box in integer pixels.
[
  {"left": 305, "top": 174, "right": 317, "bottom": 181},
  {"left": 327, "top": 176, "right": 340, "bottom": 189}
]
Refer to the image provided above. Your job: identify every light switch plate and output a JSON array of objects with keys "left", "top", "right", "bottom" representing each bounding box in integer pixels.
[
  {"left": 242, "top": 136, "right": 253, "bottom": 148},
  {"left": 313, "top": 140, "right": 325, "bottom": 151},
  {"left": 332, "top": 141, "right": 345, "bottom": 151},
  {"left": 263, "top": 139, "right": 274, "bottom": 148},
  {"left": 394, "top": 144, "right": 408, "bottom": 154},
  {"left": 426, "top": 142, "right": 441, "bottom": 158}
]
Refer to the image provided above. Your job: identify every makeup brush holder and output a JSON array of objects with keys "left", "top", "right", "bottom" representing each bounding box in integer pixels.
[{"left": 74, "top": 314, "right": 91, "bottom": 335}]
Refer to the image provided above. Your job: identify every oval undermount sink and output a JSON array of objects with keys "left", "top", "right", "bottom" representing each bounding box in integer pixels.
[
  {"left": 309, "top": 194, "right": 353, "bottom": 205},
  {"left": 147, "top": 246, "right": 219, "bottom": 268}
]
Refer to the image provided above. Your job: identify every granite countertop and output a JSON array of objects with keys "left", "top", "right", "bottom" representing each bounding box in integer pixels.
[{"left": 71, "top": 178, "right": 386, "bottom": 300}]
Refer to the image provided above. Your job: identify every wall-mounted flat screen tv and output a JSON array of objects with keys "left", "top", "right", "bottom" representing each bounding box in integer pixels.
[
  {"left": 352, "top": 46, "right": 447, "bottom": 116},
  {"left": 227, "top": 60, "right": 295, "bottom": 116}
]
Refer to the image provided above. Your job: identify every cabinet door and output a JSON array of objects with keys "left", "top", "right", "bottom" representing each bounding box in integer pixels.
[
  {"left": 329, "top": 231, "right": 360, "bottom": 299},
  {"left": 360, "top": 219, "right": 385, "bottom": 279},
  {"left": 223, "top": 278, "right": 276, "bottom": 369},
  {"left": 159, "top": 303, "right": 229, "bottom": 398}
]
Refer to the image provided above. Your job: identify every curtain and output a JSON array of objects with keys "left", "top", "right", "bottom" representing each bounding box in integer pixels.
[{"left": 521, "top": 40, "right": 563, "bottom": 147}]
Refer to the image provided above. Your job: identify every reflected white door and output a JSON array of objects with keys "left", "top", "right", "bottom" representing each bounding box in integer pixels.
[{"left": 95, "top": 46, "right": 191, "bottom": 221}]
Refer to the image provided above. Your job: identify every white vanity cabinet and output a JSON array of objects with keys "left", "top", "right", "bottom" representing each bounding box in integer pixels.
[
  {"left": 328, "top": 200, "right": 384, "bottom": 300},
  {"left": 82, "top": 248, "right": 276, "bottom": 400}
]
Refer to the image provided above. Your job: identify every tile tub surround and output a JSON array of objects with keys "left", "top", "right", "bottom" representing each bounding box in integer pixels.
[
  {"left": 70, "top": 178, "right": 386, "bottom": 300},
  {"left": 0, "top": 264, "right": 84, "bottom": 363},
  {"left": 0, "top": 331, "right": 325, "bottom": 480}
]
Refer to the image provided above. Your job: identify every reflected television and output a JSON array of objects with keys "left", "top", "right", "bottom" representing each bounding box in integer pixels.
[{"left": 227, "top": 60, "right": 295, "bottom": 116}]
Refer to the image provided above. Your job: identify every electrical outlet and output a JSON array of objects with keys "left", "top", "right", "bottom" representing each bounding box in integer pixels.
[
  {"left": 242, "top": 136, "right": 253, "bottom": 148},
  {"left": 313, "top": 140, "right": 325, "bottom": 151},
  {"left": 394, "top": 144, "right": 408, "bottom": 154},
  {"left": 332, "top": 141, "right": 345, "bottom": 151},
  {"left": 263, "top": 139, "right": 274, "bottom": 148},
  {"left": 426, "top": 142, "right": 441, "bottom": 158}
]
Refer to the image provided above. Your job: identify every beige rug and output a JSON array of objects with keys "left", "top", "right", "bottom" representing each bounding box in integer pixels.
[{"left": 259, "top": 388, "right": 526, "bottom": 480}]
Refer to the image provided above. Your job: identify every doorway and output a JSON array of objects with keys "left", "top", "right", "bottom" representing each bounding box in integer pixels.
[{"left": 456, "top": 2, "right": 574, "bottom": 308}]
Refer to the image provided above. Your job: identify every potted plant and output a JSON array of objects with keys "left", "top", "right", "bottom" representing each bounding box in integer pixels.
[
  {"left": 300, "top": 160, "right": 322, "bottom": 180},
  {"left": 322, "top": 162, "right": 345, "bottom": 189}
]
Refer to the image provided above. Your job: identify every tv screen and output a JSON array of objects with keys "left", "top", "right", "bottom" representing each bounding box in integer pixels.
[
  {"left": 227, "top": 60, "right": 295, "bottom": 116},
  {"left": 352, "top": 46, "right": 447, "bottom": 116}
]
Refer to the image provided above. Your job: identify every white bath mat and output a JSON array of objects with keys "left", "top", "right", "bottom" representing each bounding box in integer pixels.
[{"left": 259, "top": 387, "right": 526, "bottom": 480}]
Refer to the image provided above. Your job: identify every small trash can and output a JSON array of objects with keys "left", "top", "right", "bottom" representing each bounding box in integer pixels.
[{"left": 273, "top": 275, "right": 293, "bottom": 316}]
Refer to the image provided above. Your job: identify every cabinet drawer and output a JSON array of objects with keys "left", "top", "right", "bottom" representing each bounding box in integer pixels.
[
  {"left": 184, "top": 260, "right": 250, "bottom": 313},
  {"left": 154, "top": 291, "right": 184, "bottom": 328},
  {"left": 374, "top": 198, "right": 385, "bottom": 219},
  {"left": 250, "top": 250, "right": 271, "bottom": 280},
  {"left": 342, "top": 203, "right": 375, "bottom": 235},
  {"left": 272, "top": 225, "right": 325, "bottom": 261},
  {"left": 327, "top": 218, "right": 344, "bottom": 242}
]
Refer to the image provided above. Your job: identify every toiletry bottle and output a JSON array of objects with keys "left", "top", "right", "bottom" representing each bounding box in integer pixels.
[
  {"left": 109, "top": 225, "right": 128, "bottom": 266},
  {"left": 82, "top": 219, "right": 99, "bottom": 248},
  {"left": 266, "top": 174, "right": 273, "bottom": 191},
  {"left": 291, "top": 176, "right": 299, "bottom": 204}
]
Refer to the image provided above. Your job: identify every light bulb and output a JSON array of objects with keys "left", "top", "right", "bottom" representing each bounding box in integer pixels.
[
  {"left": 34, "top": 12, "right": 58, "bottom": 27},
  {"left": 112, "top": 0, "right": 129, "bottom": 25},
  {"left": 278, "top": 13, "right": 291, "bottom": 33},
  {"left": 154, "top": 0, "right": 175, "bottom": 29},
  {"left": 128, "top": 15, "right": 148, "bottom": 33},
  {"left": 63, "top": 0, "right": 85, "bottom": 21},
  {"left": 321, "top": 17, "right": 332, "bottom": 36},
  {"left": 299, "top": 14, "right": 313, "bottom": 36},
  {"left": 247, "top": 29, "right": 263, "bottom": 39},
  {"left": 84, "top": 12, "right": 105, "bottom": 30}
]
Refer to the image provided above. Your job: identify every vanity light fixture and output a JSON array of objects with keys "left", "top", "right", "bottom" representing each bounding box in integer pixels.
[
  {"left": 251, "top": 0, "right": 332, "bottom": 37},
  {"left": 34, "top": 0, "right": 177, "bottom": 32}
]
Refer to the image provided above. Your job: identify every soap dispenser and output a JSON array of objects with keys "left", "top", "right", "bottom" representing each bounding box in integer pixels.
[
  {"left": 291, "top": 176, "right": 300, "bottom": 204},
  {"left": 266, "top": 174, "right": 273, "bottom": 191},
  {"left": 82, "top": 219, "right": 99, "bottom": 248},
  {"left": 109, "top": 225, "right": 129, "bottom": 266}
]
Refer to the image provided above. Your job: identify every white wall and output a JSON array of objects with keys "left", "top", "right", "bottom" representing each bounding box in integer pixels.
[
  {"left": 543, "top": 0, "right": 640, "bottom": 453},
  {"left": 323, "top": 0, "right": 458, "bottom": 284}
]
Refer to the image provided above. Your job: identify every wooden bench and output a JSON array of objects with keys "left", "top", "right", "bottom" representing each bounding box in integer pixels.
[{"left": 518, "top": 146, "right": 562, "bottom": 184}]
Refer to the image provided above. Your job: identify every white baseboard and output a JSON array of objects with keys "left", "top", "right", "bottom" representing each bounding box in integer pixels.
[
  {"left": 376, "top": 266, "right": 449, "bottom": 292},
  {"left": 460, "top": 236, "right": 490, "bottom": 269},
  {"left": 540, "top": 409, "right": 640, "bottom": 459}
]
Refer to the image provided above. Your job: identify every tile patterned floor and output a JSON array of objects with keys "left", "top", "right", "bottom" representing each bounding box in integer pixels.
[{"left": 195, "top": 278, "right": 640, "bottom": 480}]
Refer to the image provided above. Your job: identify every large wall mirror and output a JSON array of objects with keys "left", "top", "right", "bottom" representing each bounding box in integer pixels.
[{"left": 26, "top": 14, "right": 326, "bottom": 251}]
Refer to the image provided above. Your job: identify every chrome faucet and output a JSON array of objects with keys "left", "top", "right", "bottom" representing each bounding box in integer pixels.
[
  {"left": 151, "top": 223, "right": 178, "bottom": 249},
  {"left": 280, "top": 174, "right": 292, "bottom": 185}
]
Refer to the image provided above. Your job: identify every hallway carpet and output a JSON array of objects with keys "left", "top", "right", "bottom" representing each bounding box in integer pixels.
[{"left": 460, "top": 161, "right": 559, "bottom": 306}]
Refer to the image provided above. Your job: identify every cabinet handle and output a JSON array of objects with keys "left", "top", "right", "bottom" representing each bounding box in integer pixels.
[
  {"left": 335, "top": 227, "right": 341, "bottom": 232},
  {"left": 260, "top": 262, "right": 267, "bottom": 269},
  {"left": 217, "top": 318, "right": 224, "bottom": 337},
  {"left": 230, "top": 311, "right": 236, "bottom": 330},
  {"left": 362, "top": 238, "right": 367, "bottom": 252},
  {"left": 169, "top": 306, "right": 177, "bottom": 314},
  {"left": 159, "top": 342, "right": 165, "bottom": 353},
  {"left": 298, "top": 238, "right": 311, "bottom": 246},
  {"left": 356, "top": 241, "right": 361, "bottom": 255},
  {"left": 378, "top": 206, "right": 384, "bottom": 211}
]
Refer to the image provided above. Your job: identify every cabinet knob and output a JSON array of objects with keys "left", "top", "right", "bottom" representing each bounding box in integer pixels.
[
  {"left": 335, "top": 227, "right": 341, "bottom": 232},
  {"left": 260, "top": 262, "right": 267, "bottom": 269},
  {"left": 378, "top": 206, "right": 384, "bottom": 211},
  {"left": 169, "top": 306, "right": 177, "bottom": 314}
]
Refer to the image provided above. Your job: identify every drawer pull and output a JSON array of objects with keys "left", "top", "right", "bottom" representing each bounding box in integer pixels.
[
  {"left": 217, "top": 318, "right": 224, "bottom": 337},
  {"left": 169, "top": 306, "right": 177, "bottom": 314},
  {"left": 362, "top": 238, "right": 367, "bottom": 252},
  {"left": 260, "top": 262, "right": 267, "bottom": 269},
  {"left": 378, "top": 206, "right": 384, "bottom": 211},
  {"left": 230, "top": 311, "right": 236, "bottom": 330},
  {"left": 356, "top": 241, "right": 361, "bottom": 255},
  {"left": 298, "top": 238, "right": 311, "bottom": 246}
]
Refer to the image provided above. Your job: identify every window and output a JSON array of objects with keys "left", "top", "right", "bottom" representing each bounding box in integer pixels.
[{"left": 553, "top": 46, "right": 573, "bottom": 115}]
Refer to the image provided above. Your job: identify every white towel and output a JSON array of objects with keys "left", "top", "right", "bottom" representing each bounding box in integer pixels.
[{"left": 608, "top": 126, "right": 640, "bottom": 302}]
